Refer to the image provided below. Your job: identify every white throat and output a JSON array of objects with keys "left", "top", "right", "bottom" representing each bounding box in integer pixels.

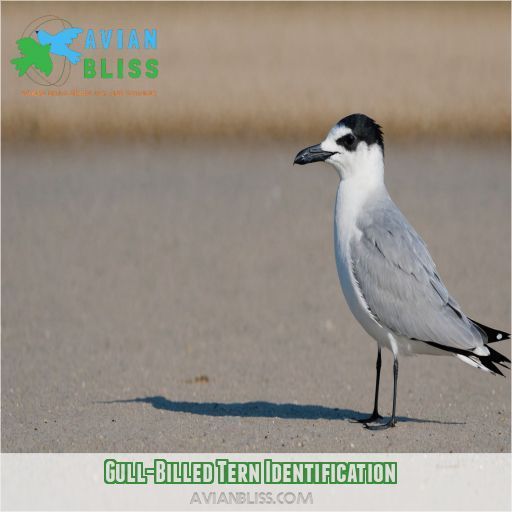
[
  {"left": 331, "top": 144, "right": 384, "bottom": 182},
  {"left": 331, "top": 144, "right": 387, "bottom": 217}
]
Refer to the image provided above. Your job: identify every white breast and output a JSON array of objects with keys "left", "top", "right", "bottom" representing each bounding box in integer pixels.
[{"left": 333, "top": 180, "right": 392, "bottom": 348}]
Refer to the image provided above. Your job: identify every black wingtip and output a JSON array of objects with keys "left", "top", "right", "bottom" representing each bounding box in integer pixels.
[
  {"left": 488, "top": 345, "right": 511, "bottom": 365},
  {"left": 468, "top": 318, "right": 510, "bottom": 344},
  {"left": 478, "top": 345, "right": 511, "bottom": 377},
  {"left": 423, "top": 338, "right": 510, "bottom": 377}
]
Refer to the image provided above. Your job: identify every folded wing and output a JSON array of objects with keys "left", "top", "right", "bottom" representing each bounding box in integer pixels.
[{"left": 351, "top": 196, "right": 486, "bottom": 352}]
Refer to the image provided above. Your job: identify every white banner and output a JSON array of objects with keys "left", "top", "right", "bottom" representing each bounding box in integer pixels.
[{"left": 1, "top": 453, "right": 510, "bottom": 511}]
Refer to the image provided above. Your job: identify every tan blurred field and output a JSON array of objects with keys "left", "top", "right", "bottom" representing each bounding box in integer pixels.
[{"left": 2, "top": 1, "right": 510, "bottom": 141}]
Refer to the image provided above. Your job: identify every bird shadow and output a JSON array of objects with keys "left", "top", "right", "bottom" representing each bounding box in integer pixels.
[{"left": 99, "top": 396, "right": 463, "bottom": 425}]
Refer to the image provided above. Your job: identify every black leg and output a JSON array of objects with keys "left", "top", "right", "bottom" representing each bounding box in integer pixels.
[
  {"left": 365, "top": 357, "right": 398, "bottom": 430},
  {"left": 353, "top": 347, "right": 383, "bottom": 423}
]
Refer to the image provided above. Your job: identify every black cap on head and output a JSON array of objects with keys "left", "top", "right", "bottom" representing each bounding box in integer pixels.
[{"left": 337, "top": 113, "right": 384, "bottom": 152}]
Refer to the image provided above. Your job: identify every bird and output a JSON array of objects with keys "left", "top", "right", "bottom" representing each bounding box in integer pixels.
[
  {"left": 36, "top": 28, "right": 83, "bottom": 64},
  {"left": 294, "top": 113, "right": 510, "bottom": 430},
  {"left": 10, "top": 37, "right": 53, "bottom": 77}
]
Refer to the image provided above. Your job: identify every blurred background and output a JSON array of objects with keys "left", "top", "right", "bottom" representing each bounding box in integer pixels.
[
  {"left": 2, "top": 2, "right": 510, "bottom": 453},
  {"left": 2, "top": 1, "right": 510, "bottom": 141}
]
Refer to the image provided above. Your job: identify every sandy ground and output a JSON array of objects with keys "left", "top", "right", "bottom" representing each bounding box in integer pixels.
[{"left": 2, "top": 140, "right": 510, "bottom": 452}]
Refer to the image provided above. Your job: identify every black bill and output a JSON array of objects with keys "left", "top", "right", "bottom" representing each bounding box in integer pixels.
[{"left": 293, "top": 144, "right": 335, "bottom": 165}]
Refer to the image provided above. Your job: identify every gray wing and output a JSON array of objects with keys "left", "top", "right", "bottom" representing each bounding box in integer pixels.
[{"left": 351, "top": 197, "right": 485, "bottom": 351}]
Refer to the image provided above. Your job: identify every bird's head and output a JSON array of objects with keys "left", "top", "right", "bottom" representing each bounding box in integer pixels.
[
  {"left": 35, "top": 30, "right": 52, "bottom": 45},
  {"left": 294, "top": 113, "right": 384, "bottom": 181}
]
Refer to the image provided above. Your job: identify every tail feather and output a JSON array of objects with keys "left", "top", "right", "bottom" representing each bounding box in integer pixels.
[
  {"left": 455, "top": 354, "right": 493, "bottom": 373},
  {"left": 416, "top": 317, "right": 509, "bottom": 375},
  {"left": 456, "top": 345, "right": 510, "bottom": 376},
  {"left": 425, "top": 319, "right": 509, "bottom": 376},
  {"left": 467, "top": 318, "right": 510, "bottom": 376},
  {"left": 482, "top": 345, "right": 511, "bottom": 369}
]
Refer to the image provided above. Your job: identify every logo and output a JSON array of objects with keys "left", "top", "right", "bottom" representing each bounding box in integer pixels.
[
  {"left": 11, "top": 15, "right": 159, "bottom": 86},
  {"left": 11, "top": 15, "right": 82, "bottom": 86}
]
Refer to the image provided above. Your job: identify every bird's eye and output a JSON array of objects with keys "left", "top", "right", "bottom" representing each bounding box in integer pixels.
[{"left": 336, "top": 134, "right": 357, "bottom": 150}]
